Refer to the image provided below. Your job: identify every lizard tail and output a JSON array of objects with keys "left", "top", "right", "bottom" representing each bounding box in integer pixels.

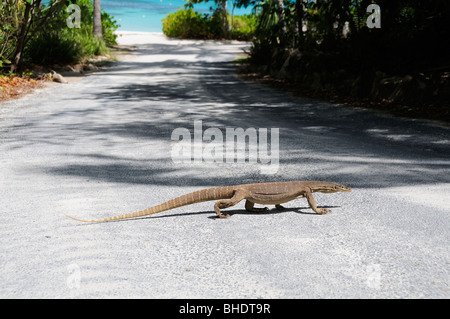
[{"left": 64, "top": 186, "right": 234, "bottom": 223}]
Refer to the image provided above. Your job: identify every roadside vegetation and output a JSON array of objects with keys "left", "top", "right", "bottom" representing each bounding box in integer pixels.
[
  {"left": 250, "top": 0, "right": 450, "bottom": 122},
  {"left": 1, "top": 0, "right": 119, "bottom": 101},
  {"left": 162, "top": 8, "right": 257, "bottom": 41},
  {"left": 25, "top": 1, "right": 118, "bottom": 66},
  {"left": 0, "top": 0, "right": 119, "bottom": 75},
  {"left": 165, "top": 0, "right": 450, "bottom": 123}
]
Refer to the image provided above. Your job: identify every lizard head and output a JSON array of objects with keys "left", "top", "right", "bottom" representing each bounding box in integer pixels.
[
  {"left": 311, "top": 182, "right": 352, "bottom": 193},
  {"left": 334, "top": 184, "right": 352, "bottom": 192}
]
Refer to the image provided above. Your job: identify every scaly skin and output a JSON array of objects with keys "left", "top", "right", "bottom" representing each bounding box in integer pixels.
[{"left": 64, "top": 181, "right": 351, "bottom": 222}]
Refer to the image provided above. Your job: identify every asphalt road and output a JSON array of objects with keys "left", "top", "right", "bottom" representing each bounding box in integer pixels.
[{"left": 0, "top": 32, "right": 448, "bottom": 298}]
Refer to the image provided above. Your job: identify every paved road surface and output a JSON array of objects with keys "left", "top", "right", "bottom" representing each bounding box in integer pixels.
[{"left": 0, "top": 32, "right": 448, "bottom": 298}]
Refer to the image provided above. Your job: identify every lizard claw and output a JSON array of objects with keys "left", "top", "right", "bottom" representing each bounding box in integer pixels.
[{"left": 317, "top": 208, "right": 331, "bottom": 215}]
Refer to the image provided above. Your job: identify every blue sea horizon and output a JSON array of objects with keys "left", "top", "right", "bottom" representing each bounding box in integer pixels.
[{"left": 102, "top": 0, "right": 253, "bottom": 33}]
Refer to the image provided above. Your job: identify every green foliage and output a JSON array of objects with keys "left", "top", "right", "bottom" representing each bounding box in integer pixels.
[
  {"left": 26, "top": 28, "right": 108, "bottom": 65},
  {"left": 26, "top": 30, "right": 79, "bottom": 65},
  {"left": 162, "top": 8, "right": 256, "bottom": 40},
  {"left": 248, "top": 0, "right": 450, "bottom": 73},
  {"left": 229, "top": 14, "right": 258, "bottom": 40},
  {"left": 1, "top": 0, "right": 120, "bottom": 69},
  {"left": 252, "top": 0, "right": 280, "bottom": 42},
  {"left": 101, "top": 10, "right": 120, "bottom": 46},
  {"left": 162, "top": 9, "right": 221, "bottom": 39},
  {"left": 45, "top": 0, "right": 119, "bottom": 46},
  {"left": 0, "top": 0, "right": 22, "bottom": 69}
]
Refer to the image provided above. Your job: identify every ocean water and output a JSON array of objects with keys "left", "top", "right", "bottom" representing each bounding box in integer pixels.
[{"left": 102, "top": 0, "right": 253, "bottom": 32}]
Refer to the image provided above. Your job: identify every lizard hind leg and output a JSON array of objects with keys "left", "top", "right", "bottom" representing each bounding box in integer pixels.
[
  {"left": 214, "top": 190, "right": 246, "bottom": 218},
  {"left": 245, "top": 200, "right": 268, "bottom": 213}
]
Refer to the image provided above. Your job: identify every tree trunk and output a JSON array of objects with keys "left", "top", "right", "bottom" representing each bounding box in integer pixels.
[
  {"left": 220, "top": 0, "right": 229, "bottom": 39},
  {"left": 276, "top": 0, "right": 287, "bottom": 36},
  {"left": 10, "top": 2, "right": 32, "bottom": 73},
  {"left": 93, "top": 0, "right": 102, "bottom": 39},
  {"left": 295, "top": 0, "right": 304, "bottom": 46}
]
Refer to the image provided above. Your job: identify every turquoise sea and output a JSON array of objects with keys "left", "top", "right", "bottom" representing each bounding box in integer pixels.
[{"left": 102, "top": 0, "right": 253, "bottom": 32}]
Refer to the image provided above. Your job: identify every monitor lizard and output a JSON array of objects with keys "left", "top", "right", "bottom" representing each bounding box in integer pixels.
[{"left": 64, "top": 181, "right": 351, "bottom": 222}]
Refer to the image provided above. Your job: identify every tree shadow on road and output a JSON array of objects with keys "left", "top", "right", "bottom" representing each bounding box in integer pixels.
[{"left": 4, "top": 38, "right": 449, "bottom": 191}]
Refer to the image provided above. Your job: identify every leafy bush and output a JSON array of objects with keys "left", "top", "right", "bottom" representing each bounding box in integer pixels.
[
  {"left": 162, "top": 9, "right": 220, "bottom": 39},
  {"left": 162, "top": 8, "right": 256, "bottom": 40},
  {"left": 23, "top": 0, "right": 119, "bottom": 66},
  {"left": 0, "top": 0, "right": 23, "bottom": 69},
  {"left": 229, "top": 14, "right": 257, "bottom": 40},
  {"left": 101, "top": 10, "right": 120, "bottom": 46},
  {"left": 26, "top": 27, "right": 109, "bottom": 65},
  {"left": 26, "top": 30, "right": 79, "bottom": 65}
]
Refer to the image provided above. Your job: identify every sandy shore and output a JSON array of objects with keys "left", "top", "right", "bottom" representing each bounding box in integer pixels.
[{"left": 116, "top": 31, "right": 166, "bottom": 46}]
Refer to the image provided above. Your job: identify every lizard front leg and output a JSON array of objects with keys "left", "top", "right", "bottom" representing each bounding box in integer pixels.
[
  {"left": 245, "top": 200, "right": 268, "bottom": 212},
  {"left": 214, "top": 190, "right": 246, "bottom": 218},
  {"left": 305, "top": 190, "right": 330, "bottom": 215}
]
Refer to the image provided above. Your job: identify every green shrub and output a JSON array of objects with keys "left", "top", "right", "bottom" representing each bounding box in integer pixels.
[
  {"left": 162, "top": 8, "right": 256, "bottom": 40},
  {"left": 101, "top": 10, "right": 119, "bottom": 46},
  {"left": 26, "top": 30, "right": 80, "bottom": 65},
  {"left": 26, "top": 26, "right": 109, "bottom": 65},
  {"left": 162, "top": 9, "right": 219, "bottom": 39},
  {"left": 229, "top": 14, "right": 257, "bottom": 40},
  {"left": 0, "top": 1, "right": 22, "bottom": 70},
  {"left": 23, "top": 0, "right": 119, "bottom": 66}
]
